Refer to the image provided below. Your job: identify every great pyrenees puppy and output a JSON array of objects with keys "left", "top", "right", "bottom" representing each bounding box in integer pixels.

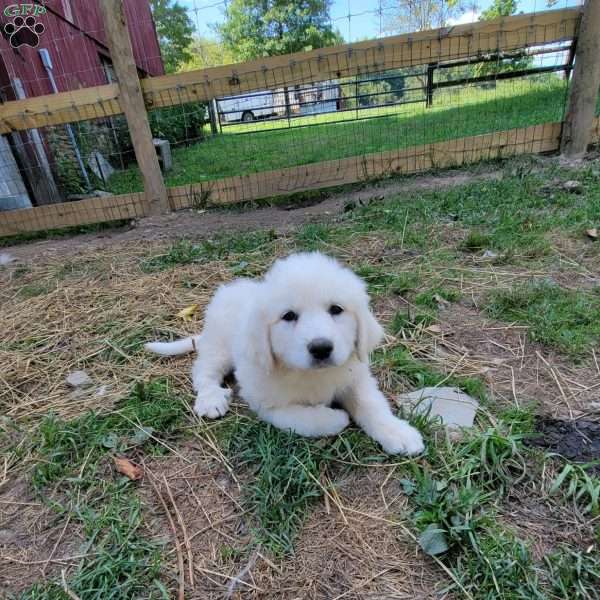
[{"left": 146, "top": 252, "right": 424, "bottom": 455}]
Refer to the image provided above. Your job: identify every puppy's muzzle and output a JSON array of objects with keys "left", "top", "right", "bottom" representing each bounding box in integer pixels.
[{"left": 308, "top": 338, "right": 334, "bottom": 364}]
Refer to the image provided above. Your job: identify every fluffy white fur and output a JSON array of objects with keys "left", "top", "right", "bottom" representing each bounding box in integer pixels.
[{"left": 145, "top": 252, "right": 424, "bottom": 455}]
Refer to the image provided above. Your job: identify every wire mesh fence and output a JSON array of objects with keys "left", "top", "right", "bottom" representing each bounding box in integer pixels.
[{"left": 0, "top": 3, "right": 597, "bottom": 237}]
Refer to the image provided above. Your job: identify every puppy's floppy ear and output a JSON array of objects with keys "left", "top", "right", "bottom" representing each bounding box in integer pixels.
[
  {"left": 356, "top": 300, "right": 384, "bottom": 362},
  {"left": 240, "top": 292, "right": 274, "bottom": 373}
]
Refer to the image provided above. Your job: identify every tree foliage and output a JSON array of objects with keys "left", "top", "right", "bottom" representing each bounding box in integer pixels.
[
  {"left": 216, "top": 0, "right": 343, "bottom": 62},
  {"left": 384, "top": 0, "right": 470, "bottom": 33},
  {"left": 184, "top": 36, "right": 235, "bottom": 70},
  {"left": 480, "top": 0, "right": 518, "bottom": 20},
  {"left": 150, "top": 0, "right": 194, "bottom": 73}
]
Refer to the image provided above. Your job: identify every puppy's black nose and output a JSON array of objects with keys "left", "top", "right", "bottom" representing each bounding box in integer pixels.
[{"left": 308, "top": 338, "right": 333, "bottom": 360}]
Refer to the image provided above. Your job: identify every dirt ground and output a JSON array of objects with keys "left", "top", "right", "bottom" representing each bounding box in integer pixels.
[{"left": 2, "top": 169, "right": 502, "bottom": 264}]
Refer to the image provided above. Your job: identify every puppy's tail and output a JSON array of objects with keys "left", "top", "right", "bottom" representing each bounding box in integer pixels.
[{"left": 144, "top": 336, "right": 200, "bottom": 357}]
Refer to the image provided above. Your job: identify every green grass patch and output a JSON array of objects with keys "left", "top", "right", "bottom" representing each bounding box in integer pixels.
[
  {"left": 348, "top": 166, "right": 600, "bottom": 261},
  {"left": 16, "top": 282, "right": 53, "bottom": 299},
  {"left": 32, "top": 380, "right": 186, "bottom": 488},
  {"left": 376, "top": 345, "right": 487, "bottom": 401},
  {"left": 544, "top": 547, "right": 600, "bottom": 599},
  {"left": 486, "top": 281, "right": 600, "bottom": 357},
  {"left": 215, "top": 415, "right": 387, "bottom": 556},
  {"left": 414, "top": 287, "right": 460, "bottom": 310},
  {"left": 18, "top": 380, "right": 187, "bottom": 599},
  {"left": 140, "top": 230, "right": 277, "bottom": 272},
  {"left": 18, "top": 480, "right": 166, "bottom": 600},
  {"left": 107, "top": 79, "right": 568, "bottom": 194},
  {"left": 460, "top": 230, "right": 492, "bottom": 253}
]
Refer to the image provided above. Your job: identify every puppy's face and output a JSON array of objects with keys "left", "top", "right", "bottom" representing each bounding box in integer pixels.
[
  {"left": 270, "top": 299, "right": 358, "bottom": 370},
  {"left": 252, "top": 253, "right": 383, "bottom": 372}
]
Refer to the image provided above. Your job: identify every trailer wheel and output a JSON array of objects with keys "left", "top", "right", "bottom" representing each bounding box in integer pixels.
[{"left": 241, "top": 111, "right": 255, "bottom": 122}]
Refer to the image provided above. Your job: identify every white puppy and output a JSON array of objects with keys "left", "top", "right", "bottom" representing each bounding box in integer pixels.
[{"left": 146, "top": 252, "right": 424, "bottom": 455}]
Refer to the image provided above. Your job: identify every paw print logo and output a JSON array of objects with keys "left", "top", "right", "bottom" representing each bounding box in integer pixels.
[{"left": 4, "top": 16, "right": 45, "bottom": 49}]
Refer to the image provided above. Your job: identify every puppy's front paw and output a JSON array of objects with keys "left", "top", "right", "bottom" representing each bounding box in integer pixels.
[
  {"left": 194, "top": 387, "right": 231, "bottom": 419},
  {"left": 374, "top": 418, "right": 425, "bottom": 456},
  {"left": 322, "top": 408, "right": 350, "bottom": 436}
]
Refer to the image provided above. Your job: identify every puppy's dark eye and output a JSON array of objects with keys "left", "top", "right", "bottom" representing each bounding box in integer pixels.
[
  {"left": 282, "top": 311, "right": 298, "bottom": 322},
  {"left": 329, "top": 304, "right": 344, "bottom": 316}
]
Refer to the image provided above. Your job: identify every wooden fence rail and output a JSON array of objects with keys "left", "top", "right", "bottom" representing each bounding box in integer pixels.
[
  {"left": 0, "top": 7, "right": 581, "bottom": 134},
  {"left": 2, "top": 118, "right": 599, "bottom": 238}
]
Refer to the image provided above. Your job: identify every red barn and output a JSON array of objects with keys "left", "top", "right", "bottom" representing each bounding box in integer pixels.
[{"left": 0, "top": 0, "right": 165, "bottom": 208}]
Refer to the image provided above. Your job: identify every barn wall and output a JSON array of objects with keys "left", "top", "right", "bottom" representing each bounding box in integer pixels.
[{"left": 0, "top": 0, "right": 164, "bottom": 100}]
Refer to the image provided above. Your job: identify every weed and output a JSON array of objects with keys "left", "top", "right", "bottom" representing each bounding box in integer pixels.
[
  {"left": 141, "top": 231, "right": 276, "bottom": 272},
  {"left": 402, "top": 416, "right": 544, "bottom": 598},
  {"left": 544, "top": 547, "right": 600, "bottom": 599},
  {"left": 486, "top": 281, "right": 600, "bottom": 357},
  {"left": 414, "top": 287, "right": 460, "bottom": 310},
  {"left": 460, "top": 230, "right": 492, "bottom": 253},
  {"left": 549, "top": 461, "right": 600, "bottom": 515},
  {"left": 32, "top": 379, "right": 186, "bottom": 488}
]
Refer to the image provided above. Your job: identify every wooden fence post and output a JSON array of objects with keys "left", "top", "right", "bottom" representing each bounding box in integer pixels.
[
  {"left": 560, "top": 0, "right": 600, "bottom": 159},
  {"left": 99, "top": 0, "right": 169, "bottom": 216}
]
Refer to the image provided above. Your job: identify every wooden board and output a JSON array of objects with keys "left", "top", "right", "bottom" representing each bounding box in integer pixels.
[
  {"left": 0, "top": 8, "right": 580, "bottom": 134},
  {"left": 0, "top": 83, "right": 121, "bottom": 135},
  {"left": 145, "top": 8, "right": 581, "bottom": 109},
  {"left": 100, "top": 0, "right": 169, "bottom": 216},
  {"left": 0, "top": 193, "right": 144, "bottom": 237},
  {"left": 4, "top": 117, "right": 597, "bottom": 239},
  {"left": 166, "top": 123, "right": 563, "bottom": 208},
  {"left": 560, "top": 0, "right": 600, "bottom": 157}
]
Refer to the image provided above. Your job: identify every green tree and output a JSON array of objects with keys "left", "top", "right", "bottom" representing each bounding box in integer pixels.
[
  {"left": 183, "top": 36, "right": 234, "bottom": 70},
  {"left": 216, "top": 0, "right": 343, "bottom": 62},
  {"left": 480, "top": 0, "right": 518, "bottom": 20},
  {"left": 150, "top": 0, "right": 194, "bottom": 73},
  {"left": 384, "top": 0, "right": 471, "bottom": 33}
]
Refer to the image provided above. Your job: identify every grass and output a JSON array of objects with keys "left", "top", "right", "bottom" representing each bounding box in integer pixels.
[
  {"left": 342, "top": 162, "right": 600, "bottom": 264},
  {"left": 15, "top": 380, "right": 186, "bottom": 599},
  {"left": 107, "top": 78, "right": 568, "bottom": 194},
  {"left": 140, "top": 230, "right": 278, "bottom": 272},
  {"left": 486, "top": 281, "right": 600, "bottom": 357},
  {"left": 32, "top": 379, "right": 186, "bottom": 488},
  {"left": 19, "top": 481, "right": 166, "bottom": 600},
  {"left": 214, "top": 415, "right": 386, "bottom": 556}
]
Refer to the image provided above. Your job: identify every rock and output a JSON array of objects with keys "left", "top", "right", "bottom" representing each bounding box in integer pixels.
[
  {"left": 586, "top": 228, "right": 598, "bottom": 241},
  {"left": 0, "top": 252, "right": 16, "bottom": 266},
  {"left": 95, "top": 385, "right": 108, "bottom": 397},
  {"left": 66, "top": 370, "right": 93, "bottom": 388},
  {"left": 0, "top": 528, "right": 16, "bottom": 544},
  {"left": 397, "top": 386, "right": 479, "bottom": 429},
  {"left": 562, "top": 180, "right": 583, "bottom": 194}
]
